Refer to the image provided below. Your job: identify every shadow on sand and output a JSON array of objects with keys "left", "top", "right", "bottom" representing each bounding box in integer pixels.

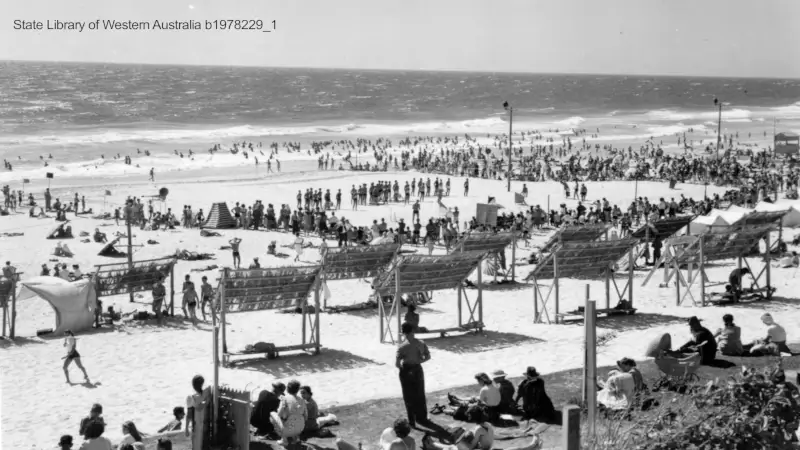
[
  {"left": 425, "top": 330, "right": 544, "bottom": 354},
  {"left": 233, "top": 347, "right": 384, "bottom": 377}
]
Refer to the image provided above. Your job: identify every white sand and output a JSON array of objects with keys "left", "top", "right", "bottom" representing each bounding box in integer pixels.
[{"left": 2, "top": 172, "right": 799, "bottom": 450}]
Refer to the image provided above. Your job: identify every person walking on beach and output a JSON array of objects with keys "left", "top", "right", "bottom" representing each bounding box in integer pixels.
[
  {"left": 396, "top": 322, "right": 431, "bottom": 427},
  {"left": 63, "top": 330, "right": 90, "bottom": 384},
  {"left": 229, "top": 237, "right": 242, "bottom": 269},
  {"left": 293, "top": 232, "right": 304, "bottom": 262},
  {"left": 150, "top": 168, "right": 155, "bottom": 182}
]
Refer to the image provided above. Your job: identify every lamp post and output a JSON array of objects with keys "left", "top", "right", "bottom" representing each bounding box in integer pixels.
[
  {"left": 714, "top": 98, "right": 723, "bottom": 160},
  {"left": 503, "top": 101, "right": 512, "bottom": 192}
]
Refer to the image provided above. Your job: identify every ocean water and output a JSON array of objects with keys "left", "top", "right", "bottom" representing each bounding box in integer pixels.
[{"left": 1, "top": 60, "right": 800, "bottom": 183}]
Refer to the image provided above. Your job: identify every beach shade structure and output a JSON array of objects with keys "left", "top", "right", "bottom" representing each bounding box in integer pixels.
[
  {"left": 215, "top": 265, "right": 323, "bottom": 366},
  {"left": 203, "top": 202, "right": 236, "bottom": 229},
  {"left": 755, "top": 201, "right": 800, "bottom": 227},
  {"left": 642, "top": 225, "right": 775, "bottom": 307},
  {"left": 320, "top": 244, "right": 401, "bottom": 308},
  {"left": 373, "top": 250, "right": 487, "bottom": 344},
  {"left": 688, "top": 213, "right": 730, "bottom": 235},
  {"left": 46, "top": 220, "right": 73, "bottom": 239},
  {"left": 97, "top": 237, "right": 127, "bottom": 257},
  {"left": 475, "top": 203, "right": 504, "bottom": 227},
  {"left": 618, "top": 216, "right": 694, "bottom": 272},
  {"left": 93, "top": 256, "right": 176, "bottom": 310},
  {"left": 450, "top": 231, "right": 517, "bottom": 282},
  {"left": 526, "top": 239, "right": 638, "bottom": 324},
  {"left": 539, "top": 223, "right": 612, "bottom": 254},
  {"left": 775, "top": 132, "right": 800, "bottom": 156},
  {"left": 729, "top": 208, "right": 789, "bottom": 250},
  {"left": 16, "top": 277, "right": 97, "bottom": 336}
]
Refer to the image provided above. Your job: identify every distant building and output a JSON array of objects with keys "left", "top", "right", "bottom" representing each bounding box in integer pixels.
[{"left": 775, "top": 132, "right": 800, "bottom": 156}]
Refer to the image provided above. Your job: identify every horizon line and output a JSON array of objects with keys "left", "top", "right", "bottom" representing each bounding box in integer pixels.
[{"left": 1, "top": 58, "right": 798, "bottom": 81}]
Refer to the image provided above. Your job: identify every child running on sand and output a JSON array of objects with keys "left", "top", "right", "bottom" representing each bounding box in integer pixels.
[{"left": 63, "top": 330, "right": 90, "bottom": 384}]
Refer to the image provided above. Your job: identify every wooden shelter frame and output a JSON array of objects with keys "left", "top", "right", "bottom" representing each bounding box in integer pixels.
[
  {"left": 373, "top": 251, "right": 486, "bottom": 344},
  {"left": 641, "top": 225, "right": 774, "bottom": 307},
  {"left": 730, "top": 210, "right": 787, "bottom": 250},
  {"left": 216, "top": 265, "right": 322, "bottom": 366},
  {"left": 621, "top": 216, "right": 694, "bottom": 271},
  {"left": 93, "top": 257, "right": 177, "bottom": 313},
  {"left": 320, "top": 244, "right": 401, "bottom": 308},
  {"left": 451, "top": 231, "right": 517, "bottom": 282},
  {"left": 540, "top": 223, "right": 611, "bottom": 254},
  {"left": 526, "top": 240, "right": 638, "bottom": 324}
]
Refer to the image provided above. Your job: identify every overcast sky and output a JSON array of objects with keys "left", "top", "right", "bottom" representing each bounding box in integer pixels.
[{"left": 2, "top": 0, "right": 799, "bottom": 78}]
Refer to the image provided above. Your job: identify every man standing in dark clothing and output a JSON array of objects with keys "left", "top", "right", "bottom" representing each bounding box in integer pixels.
[
  {"left": 678, "top": 316, "right": 718, "bottom": 365},
  {"left": 396, "top": 322, "right": 431, "bottom": 427}
]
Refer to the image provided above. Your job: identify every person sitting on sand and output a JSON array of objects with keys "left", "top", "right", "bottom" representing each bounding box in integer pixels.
[
  {"left": 156, "top": 438, "right": 173, "bottom": 450},
  {"left": 515, "top": 366, "right": 556, "bottom": 424},
  {"left": 491, "top": 370, "right": 517, "bottom": 414},
  {"left": 271, "top": 379, "right": 307, "bottom": 447},
  {"left": 714, "top": 314, "right": 743, "bottom": 356},
  {"left": 336, "top": 418, "right": 415, "bottom": 450},
  {"left": 267, "top": 240, "right": 277, "bottom": 256},
  {"left": 423, "top": 408, "right": 494, "bottom": 450},
  {"left": 447, "top": 373, "right": 501, "bottom": 419},
  {"left": 300, "top": 385, "right": 338, "bottom": 435},
  {"left": 403, "top": 304, "right": 428, "bottom": 334},
  {"left": 597, "top": 366, "right": 635, "bottom": 412},
  {"left": 79, "top": 404, "right": 105, "bottom": 439},
  {"left": 158, "top": 407, "right": 185, "bottom": 433},
  {"left": 779, "top": 251, "right": 800, "bottom": 268},
  {"left": 251, "top": 382, "right": 285, "bottom": 438},
  {"left": 117, "top": 421, "right": 146, "bottom": 449},
  {"left": 79, "top": 421, "right": 113, "bottom": 450},
  {"left": 749, "top": 313, "right": 792, "bottom": 356},
  {"left": 94, "top": 228, "right": 108, "bottom": 243},
  {"left": 677, "top": 316, "right": 717, "bottom": 365},
  {"left": 58, "top": 435, "right": 74, "bottom": 450}
]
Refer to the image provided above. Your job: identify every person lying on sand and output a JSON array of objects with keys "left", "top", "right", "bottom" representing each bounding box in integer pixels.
[
  {"left": 158, "top": 407, "right": 185, "bottom": 433},
  {"left": 423, "top": 408, "right": 494, "bottom": 450}
]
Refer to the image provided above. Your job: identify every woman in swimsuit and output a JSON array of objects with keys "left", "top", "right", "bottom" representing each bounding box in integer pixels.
[
  {"left": 63, "top": 330, "right": 90, "bottom": 384},
  {"left": 182, "top": 275, "right": 199, "bottom": 326}
]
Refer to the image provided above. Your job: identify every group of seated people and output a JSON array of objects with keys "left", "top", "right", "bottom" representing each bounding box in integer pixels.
[
  {"left": 250, "top": 380, "right": 339, "bottom": 446},
  {"left": 57, "top": 402, "right": 181, "bottom": 450},
  {"left": 682, "top": 313, "right": 793, "bottom": 361}
]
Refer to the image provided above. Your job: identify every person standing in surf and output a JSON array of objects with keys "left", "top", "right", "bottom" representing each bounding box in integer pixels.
[{"left": 63, "top": 330, "right": 90, "bottom": 384}]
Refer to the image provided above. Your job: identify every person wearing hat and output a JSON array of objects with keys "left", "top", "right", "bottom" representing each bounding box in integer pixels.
[
  {"left": 251, "top": 382, "right": 286, "bottom": 438},
  {"left": 79, "top": 404, "right": 105, "bottom": 438},
  {"left": 514, "top": 367, "right": 556, "bottom": 423},
  {"left": 678, "top": 316, "right": 717, "bottom": 365},
  {"left": 713, "top": 314, "right": 743, "bottom": 356},
  {"left": 491, "top": 370, "right": 517, "bottom": 414},
  {"left": 58, "top": 435, "right": 73, "bottom": 450},
  {"left": 396, "top": 322, "right": 431, "bottom": 427},
  {"left": 448, "top": 372, "right": 501, "bottom": 414},
  {"left": 249, "top": 257, "right": 261, "bottom": 269}
]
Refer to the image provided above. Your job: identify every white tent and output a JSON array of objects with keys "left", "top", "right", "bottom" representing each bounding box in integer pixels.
[
  {"left": 18, "top": 277, "right": 97, "bottom": 335},
  {"left": 755, "top": 201, "right": 800, "bottom": 228},
  {"left": 689, "top": 213, "right": 730, "bottom": 234},
  {"left": 716, "top": 208, "right": 747, "bottom": 225}
]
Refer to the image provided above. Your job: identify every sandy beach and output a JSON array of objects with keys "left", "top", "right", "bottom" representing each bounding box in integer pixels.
[{"left": 2, "top": 165, "right": 799, "bottom": 449}]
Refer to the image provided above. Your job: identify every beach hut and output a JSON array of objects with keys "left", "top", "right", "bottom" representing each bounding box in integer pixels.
[{"left": 689, "top": 213, "right": 730, "bottom": 234}]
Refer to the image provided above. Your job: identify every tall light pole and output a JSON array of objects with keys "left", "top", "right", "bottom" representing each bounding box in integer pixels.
[
  {"left": 714, "top": 98, "right": 723, "bottom": 160},
  {"left": 503, "top": 101, "right": 512, "bottom": 192}
]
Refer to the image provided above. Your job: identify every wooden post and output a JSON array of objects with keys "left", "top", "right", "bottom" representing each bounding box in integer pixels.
[
  {"left": 395, "top": 265, "right": 401, "bottom": 344},
  {"left": 765, "top": 232, "right": 772, "bottom": 299},
  {"left": 477, "top": 258, "right": 483, "bottom": 325},
  {"left": 302, "top": 289, "right": 308, "bottom": 346},
  {"left": 378, "top": 291, "right": 384, "bottom": 343},
  {"left": 221, "top": 269, "right": 228, "bottom": 354},
  {"left": 2, "top": 290, "right": 6, "bottom": 338},
  {"left": 582, "top": 285, "right": 589, "bottom": 403},
  {"left": 699, "top": 235, "right": 706, "bottom": 307},
  {"left": 314, "top": 281, "right": 321, "bottom": 352},
  {"left": 457, "top": 284, "right": 463, "bottom": 327},
  {"left": 737, "top": 255, "right": 743, "bottom": 302},
  {"left": 126, "top": 206, "right": 134, "bottom": 303},
  {"left": 584, "top": 296, "right": 597, "bottom": 436},
  {"left": 511, "top": 233, "right": 516, "bottom": 282},
  {"left": 604, "top": 267, "right": 610, "bottom": 310},
  {"left": 211, "top": 309, "right": 219, "bottom": 438},
  {"left": 169, "top": 263, "right": 175, "bottom": 316},
  {"left": 10, "top": 277, "right": 16, "bottom": 339},
  {"left": 533, "top": 277, "right": 538, "bottom": 323},
  {"left": 628, "top": 245, "right": 634, "bottom": 308},
  {"left": 675, "top": 257, "right": 681, "bottom": 306},
  {"left": 554, "top": 253, "right": 560, "bottom": 324},
  {"left": 562, "top": 405, "right": 581, "bottom": 450}
]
